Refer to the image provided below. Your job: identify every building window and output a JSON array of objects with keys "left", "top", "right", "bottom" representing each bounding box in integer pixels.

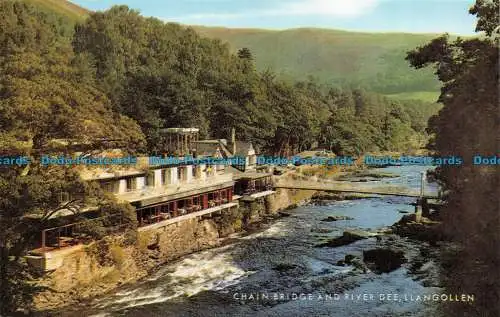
[
  {"left": 178, "top": 167, "right": 184, "bottom": 182},
  {"left": 58, "top": 191, "right": 70, "bottom": 203},
  {"left": 126, "top": 178, "right": 136, "bottom": 192},
  {"left": 102, "top": 181, "right": 116, "bottom": 193},
  {"left": 146, "top": 172, "right": 155, "bottom": 187},
  {"left": 161, "top": 169, "right": 166, "bottom": 185}
]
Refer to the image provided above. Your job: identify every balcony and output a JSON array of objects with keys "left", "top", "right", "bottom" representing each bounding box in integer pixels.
[{"left": 138, "top": 202, "right": 238, "bottom": 232}]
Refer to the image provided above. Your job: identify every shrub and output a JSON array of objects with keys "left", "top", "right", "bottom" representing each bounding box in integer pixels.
[{"left": 109, "top": 245, "right": 126, "bottom": 268}]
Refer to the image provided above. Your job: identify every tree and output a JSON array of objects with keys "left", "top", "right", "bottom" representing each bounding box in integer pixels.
[
  {"left": 237, "top": 47, "right": 253, "bottom": 60},
  {"left": 407, "top": 1, "right": 499, "bottom": 316},
  {"left": 0, "top": 2, "right": 144, "bottom": 313},
  {"left": 470, "top": 0, "right": 500, "bottom": 36}
]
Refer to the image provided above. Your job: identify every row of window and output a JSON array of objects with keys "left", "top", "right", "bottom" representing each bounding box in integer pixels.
[{"left": 100, "top": 166, "right": 218, "bottom": 193}]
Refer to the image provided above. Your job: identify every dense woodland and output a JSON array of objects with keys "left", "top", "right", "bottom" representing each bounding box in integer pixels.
[{"left": 0, "top": 0, "right": 494, "bottom": 314}]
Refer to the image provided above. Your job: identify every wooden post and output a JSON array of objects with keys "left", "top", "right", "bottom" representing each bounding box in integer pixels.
[
  {"left": 420, "top": 171, "right": 426, "bottom": 198},
  {"left": 42, "top": 230, "right": 46, "bottom": 249},
  {"left": 173, "top": 200, "right": 178, "bottom": 217},
  {"left": 203, "top": 194, "right": 208, "bottom": 209}
]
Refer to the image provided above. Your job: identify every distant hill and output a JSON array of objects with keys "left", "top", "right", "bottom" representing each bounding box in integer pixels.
[
  {"left": 18, "top": 1, "right": 442, "bottom": 101},
  {"left": 25, "top": 0, "right": 89, "bottom": 22},
  {"left": 192, "top": 26, "right": 443, "bottom": 99}
]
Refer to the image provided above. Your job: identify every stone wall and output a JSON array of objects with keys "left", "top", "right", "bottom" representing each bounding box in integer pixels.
[
  {"left": 138, "top": 217, "right": 221, "bottom": 262},
  {"left": 33, "top": 235, "right": 148, "bottom": 310},
  {"left": 33, "top": 209, "right": 238, "bottom": 311},
  {"left": 267, "top": 188, "right": 317, "bottom": 212}
]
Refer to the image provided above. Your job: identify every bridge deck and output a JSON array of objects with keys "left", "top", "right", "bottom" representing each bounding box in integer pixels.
[{"left": 275, "top": 181, "right": 438, "bottom": 199}]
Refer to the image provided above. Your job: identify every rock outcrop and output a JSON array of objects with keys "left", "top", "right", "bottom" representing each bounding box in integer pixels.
[
  {"left": 321, "top": 215, "right": 354, "bottom": 222},
  {"left": 336, "top": 254, "right": 368, "bottom": 273},
  {"left": 391, "top": 213, "right": 443, "bottom": 242},
  {"left": 316, "top": 230, "right": 376, "bottom": 248},
  {"left": 363, "top": 248, "right": 407, "bottom": 273}
]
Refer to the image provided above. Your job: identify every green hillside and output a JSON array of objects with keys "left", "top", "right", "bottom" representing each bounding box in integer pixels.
[
  {"left": 25, "top": 0, "right": 89, "bottom": 22},
  {"left": 386, "top": 91, "right": 441, "bottom": 103},
  {"left": 16, "top": 1, "right": 443, "bottom": 101},
  {"left": 192, "top": 26, "right": 443, "bottom": 99}
]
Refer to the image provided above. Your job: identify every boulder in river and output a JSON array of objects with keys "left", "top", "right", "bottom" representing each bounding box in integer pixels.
[
  {"left": 285, "top": 203, "right": 299, "bottom": 210},
  {"left": 278, "top": 211, "right": 292, "bottom": 217},
  {"left": 352, "top": 259, "right": 368, "bottom": 273},
  {"left": 273, "top": 263, "right": 297, "bottom": 272},
  {"left": 391, "top": 214, "right": 443, "bottom": 242},
  {"left": 316, "top": 230, "right": 375, "bottom": 247},
  {"left": 344, "top": 254, "right": 356, "bottom": 265},
  {"left": 363, "top": 248, "right": 407, "bottom": 273},
  {"left": 336, "top": 254, "right": 368, "bottom": 273},
  {"left": 312, "top": 193, "right": 344, "bottom": 201},
  {"left": 314, "top": 200, "right": 332, "bottom": 206},
  {"left": 321, "top": 215, "right": 354, "bottom": 222},
  {"left": 310, "top": 227, "right": 333, "bottom": 233}
]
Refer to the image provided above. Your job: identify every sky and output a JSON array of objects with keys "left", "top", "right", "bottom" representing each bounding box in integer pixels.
[{"left": 72, "top": 0, "right": 478, "bottom": 35}]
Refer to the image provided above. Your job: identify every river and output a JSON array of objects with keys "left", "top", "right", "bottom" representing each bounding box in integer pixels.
[{"left": 60, "top": 165, "right": 442, "bottom": 317}]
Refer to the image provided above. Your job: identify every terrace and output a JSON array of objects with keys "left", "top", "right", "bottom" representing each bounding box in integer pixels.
[
  {"left": 29, "top": 213, "right": 128, "bottom": 254},
  {"left": 136, "top": 186, "right": 235, "bottom": 229},
  {"left": 233, "top": 172, "right": 274, "bottom": 197},
  {"left": 26, "top": 214, "right": 129, "bottom": 271}
]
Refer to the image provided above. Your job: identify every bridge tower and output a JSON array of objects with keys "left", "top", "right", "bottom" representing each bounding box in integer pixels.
[{"left": 416, "top": 171, "right": 430, "bottom": 218}]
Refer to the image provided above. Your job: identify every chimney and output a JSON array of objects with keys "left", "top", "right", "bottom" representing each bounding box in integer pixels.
[{"left": 231, "top": 127, "right": 236, "bottom": 155}]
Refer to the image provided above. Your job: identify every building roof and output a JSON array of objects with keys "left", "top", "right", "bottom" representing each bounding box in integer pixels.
[
  {"left": 234, "top": 141, "right": 254, "bottom": 156},
  {"left": 195, "top": 139, "right": 234, "bottom": 158},
  {"left": 195, "top": 139, "right": 256, "bottom": 157},
  {"left": 226, "top": 166, "right": 271, "bottom": 180},
  {"left": 195, "top": 142, "right": 222, "bottom": 157},
  {"left": 233, "top": 171, "right": 272, "bottom": 180}
]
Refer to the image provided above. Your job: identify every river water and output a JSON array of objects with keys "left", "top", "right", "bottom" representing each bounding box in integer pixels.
[{"left": 63, "top": 165, "right": 442, "bottom": 317}]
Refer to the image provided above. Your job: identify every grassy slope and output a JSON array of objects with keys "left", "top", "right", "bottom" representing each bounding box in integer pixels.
[
  {"left": 25, "top": 0, "right": 89, "bottom": 22},
  {"left": 192, "top": 26, "right": 443, "bottom": 98},
  {"left": 386, "top": 91, "right": 441, "bottom": 103}
]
